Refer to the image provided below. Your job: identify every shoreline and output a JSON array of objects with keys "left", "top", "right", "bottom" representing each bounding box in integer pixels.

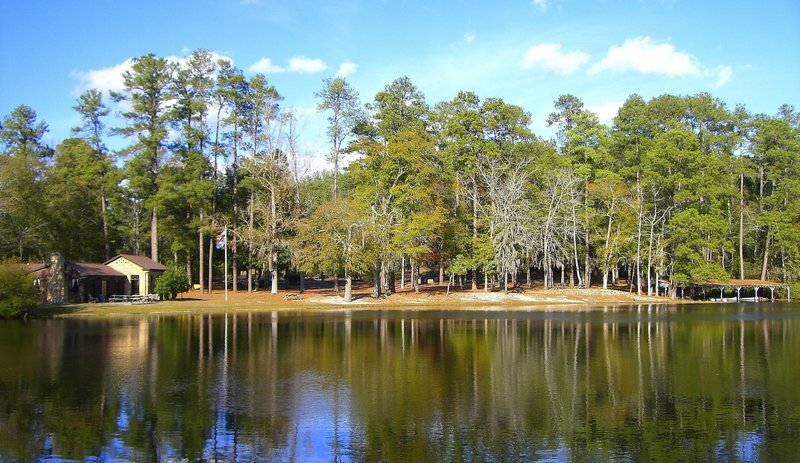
[{"left": 31, "top": 286, "right": 684, "bottom": 318}]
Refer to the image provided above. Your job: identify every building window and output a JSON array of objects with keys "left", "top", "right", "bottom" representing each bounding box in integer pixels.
[{"left": 131, "top": 275, "right": 140, "bottom": 295}]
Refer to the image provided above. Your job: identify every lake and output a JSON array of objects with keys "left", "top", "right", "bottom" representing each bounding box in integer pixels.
[{"left": 1, "top": 303, "right": 798, "bottom": 462}]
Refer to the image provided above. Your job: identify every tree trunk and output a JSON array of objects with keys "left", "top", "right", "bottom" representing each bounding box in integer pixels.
[
  {"left": 208, "top": 238, "right": 214, "bottom": 294},
  {"left": 270, "top": 187, "right": 278, "bottom": 294},
  {"left": 439, "top": 264, "right": 444, "bottom": 286},
  {"left": 410, "top": 258, "right": 415, "bottom": 292},
  {"left": 471, "top": 176, "right": 479, "bottom": 291},
  {"left": 646, "top": 209, "right": 657, "bottom": 296},
  {"left": 344, "top": 272, "right": 352, "bottom": 302},
  {"left": 199, "top": 209, "right": 204, "bottom": 293},
  {"left": 248, "top": 192, "right": 254, "bottom": 293},
  {"left": 414, "top": 261, "right": 420, "bottom": 293},
  {"left": 333, "top": 143, "right": 339, "bottom": 200},
  {"left": 101, "top": 186, "right": 110, "bottom": 261},
  {"left": 739, "top": 172, "right": 745, "bottom": 280},
  {"left": 635, "top": 174, "right": 643, "bottom": 295},
  {"left": 388, "top": 270, "right": 396, "bottom": 294},
  {"left": 602, "top": 208, "right": 613, "bottom": 290},
  {"left": 572, "top": 201, "right": 583, "bottom": 287},
  {"left": 760, "top": 227, "right": 772, "bottom": 281},
  {"left": 151, "top": 209, "right": 158, "bottom": 262},
  {"left": 583, "top": 181, "right": 590, "bottom": 287},
  {"left": 401, "top": 256, "right": 405, "bottom": 289},
  {"left": 270, "top": 248, "right": 278, "bottom": 294},
  {"left": 373, "top": 263, "right": 382, "bottom": 298}
]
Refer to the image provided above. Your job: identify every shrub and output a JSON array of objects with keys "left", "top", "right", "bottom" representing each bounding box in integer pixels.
[
  {"left": 154, "top": 265, "right": 191, "bottom": 300},
  {"left": 0, "top": 265, "right": 39, "bottom": 318}
]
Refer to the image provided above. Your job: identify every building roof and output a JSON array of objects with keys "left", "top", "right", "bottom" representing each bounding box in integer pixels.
[
  {"left": 105, "top": 254, "right": 167, "bottom": 271},
  {"left": 69, "top": 262, "right": 126, "bottom": 278},
  {"left": 24, "top": 263, "right": 49, "bottom": 273}
]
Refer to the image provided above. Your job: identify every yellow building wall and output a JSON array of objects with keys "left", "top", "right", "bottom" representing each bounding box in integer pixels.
[{"left": 106, "top": 258, "right": 152, "bottom": 295}]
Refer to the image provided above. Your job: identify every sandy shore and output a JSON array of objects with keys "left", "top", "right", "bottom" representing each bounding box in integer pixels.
[{"left": 34, "top": 284, "right": 674, "bottom": 317}]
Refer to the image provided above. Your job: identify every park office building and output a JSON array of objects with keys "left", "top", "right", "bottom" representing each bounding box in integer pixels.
[{"left": 28, "top": 253, "right": 166, "bottom": 304}]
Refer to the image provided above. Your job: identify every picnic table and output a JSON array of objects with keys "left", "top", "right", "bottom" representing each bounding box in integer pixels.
[{"left": 109, "top": 294, "right": 158, "bottom": 304}]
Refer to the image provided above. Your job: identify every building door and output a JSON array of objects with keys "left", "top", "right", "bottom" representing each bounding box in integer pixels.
[{"left": 131, "top": 275, "right": 140, "bottom": 295}]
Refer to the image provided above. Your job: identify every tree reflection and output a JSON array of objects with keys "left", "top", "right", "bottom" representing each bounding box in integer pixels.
[{"left": 0, "top": 304, "right": 798, "bottom": 461}]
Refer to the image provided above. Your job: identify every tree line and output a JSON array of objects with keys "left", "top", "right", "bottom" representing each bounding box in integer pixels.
[{"left": 1, "top": 50, "right": 798, "bottom": 300}]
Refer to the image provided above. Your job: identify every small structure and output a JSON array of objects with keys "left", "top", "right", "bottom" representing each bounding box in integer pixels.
[
  {"left": 66, "top": 263, "right": 126, "bottom": 303},
  {"left": 24, "top": 254, "right": 127, "bottom": 303},
  {"left": 692, "top": 279, "right": 791, "bottom": 302},
  {"left": 105, "top": 254, "right": 166, "bottom": 296},
  {"left": 23, "top": 253, "right": 166, "bottom": 304}
]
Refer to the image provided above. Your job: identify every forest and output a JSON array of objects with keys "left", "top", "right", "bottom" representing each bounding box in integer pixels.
[{"left": 1, "top": 50, "right": 798, "bottom": 300}]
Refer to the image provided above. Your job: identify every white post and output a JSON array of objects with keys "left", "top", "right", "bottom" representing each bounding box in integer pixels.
[
  {"left": 224, "top": 226, "right": 228, "bottom": 302},
  {"left": 401, "top": 256, "right": 405, "bottom": 290}
]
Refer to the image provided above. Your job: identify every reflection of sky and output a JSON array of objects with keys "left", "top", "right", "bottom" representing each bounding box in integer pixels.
[
  {"left": 199, "top": 372, "right": 352, "bottom": 462},
  {"left": 286, "top": 373, "right": 352, "bottom": 462}
]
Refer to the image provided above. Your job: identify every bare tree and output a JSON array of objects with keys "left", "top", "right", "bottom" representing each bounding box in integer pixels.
[
  {"left": 532, "top": 168, "right": 583, "bottom": 288},
  {"left": 479, "top": 153, "right": 530, "bottom": 293}
]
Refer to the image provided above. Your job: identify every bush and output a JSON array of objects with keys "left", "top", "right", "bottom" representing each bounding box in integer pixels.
[
  {"left": 0, "top": 265, "right": 39, "bottom": 318},
  {"left": 154, "top": 265, "right": 191, "bottom": 300}
]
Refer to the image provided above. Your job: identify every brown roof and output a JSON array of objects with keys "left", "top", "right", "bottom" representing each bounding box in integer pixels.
[
  {"left": 24, "top": 263, "right": 49, "bottom": 273},
  {"left": 69, "top": 262, "right": 125, "bottom": 278},
  {"left": 105, "top": 254, "right": 167, "bottom": 271}
]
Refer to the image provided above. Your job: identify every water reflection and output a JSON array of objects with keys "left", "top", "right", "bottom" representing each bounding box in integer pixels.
[{"left": 0, "top": 304, "right": 798, "bottom": 462}]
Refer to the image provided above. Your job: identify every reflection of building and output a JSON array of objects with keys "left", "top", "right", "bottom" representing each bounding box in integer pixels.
[{"left": 25, "top": 253, "right": 165, "bottom": 304}]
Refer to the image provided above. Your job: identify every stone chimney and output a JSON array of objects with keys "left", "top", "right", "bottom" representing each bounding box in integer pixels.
[{"left": 46, "top": 252, "right": 66, "bottom": 304}]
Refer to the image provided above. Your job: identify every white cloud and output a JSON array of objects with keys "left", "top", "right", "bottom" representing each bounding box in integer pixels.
[
  {"left": 287, "top": 56, "right": 328, "bottom": 74},
  {"left": 587, "top": 100, "right": 624, "bottom": 124},
  {"left": 71, "top": 51, "right": 236, "bottom": 96},
  {"left": 336, "top": 61, "right": 358, "bottom": 78},
  {"left": 532, "top": 0, "right": 547, "bottom": 12},
  {"left": 588, "top": 36, "right": 734, "bottom": 88},
  {"left": 710, "top": 65, "right": 733, "bottom": 88},
  {"left": 249, "top": 57, "right": 285, "bottom": 74},
  {"left": 520, "top": 43, "right": 590, "bottom": 75},
  {"left": 464, "top": 32, "right": 475, "bottom": 43},
  {"left": 589, "top": 36, "right": 701, "bottom": 77},
  {"left": 70, "top": 58, "right": 134, "bottom": 96}
]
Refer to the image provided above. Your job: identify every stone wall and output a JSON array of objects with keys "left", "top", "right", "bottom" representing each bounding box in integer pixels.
[{"left": 46, "top": 253, "right": 66, "bottom": 304}]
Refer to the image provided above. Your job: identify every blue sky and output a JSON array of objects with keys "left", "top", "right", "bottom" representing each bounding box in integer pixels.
[{"left": 1, "top": 0, "right": 798, "bottom": 170}]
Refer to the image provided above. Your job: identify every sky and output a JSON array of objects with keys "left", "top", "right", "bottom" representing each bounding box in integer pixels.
[{"left": 1, "top": 0, "right": 799, "bottom": 171}]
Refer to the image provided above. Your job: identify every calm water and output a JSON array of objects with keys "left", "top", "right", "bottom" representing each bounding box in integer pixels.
[{"left": 1, "top": 303, "right": 799, "bottom": 462}]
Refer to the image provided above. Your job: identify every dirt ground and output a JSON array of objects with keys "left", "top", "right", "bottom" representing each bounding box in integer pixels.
[{"left": 39, "top": 279, "right": 672, "bottom": 317}]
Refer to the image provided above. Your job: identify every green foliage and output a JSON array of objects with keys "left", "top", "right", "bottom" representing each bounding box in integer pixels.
[
  {"left": 1, "top": 60, "right": 799, "bottom": 293},
  {"left": 0, "top": 264, "right": 39, "bottom": 317},
  {"left": 154, "top": 265, "right": 191, "bottom": 300}
]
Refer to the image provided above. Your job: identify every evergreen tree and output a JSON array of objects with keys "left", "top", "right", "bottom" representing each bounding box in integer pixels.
[{"left": 112, "top": 54, "right": 176, "bottom": 262}]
